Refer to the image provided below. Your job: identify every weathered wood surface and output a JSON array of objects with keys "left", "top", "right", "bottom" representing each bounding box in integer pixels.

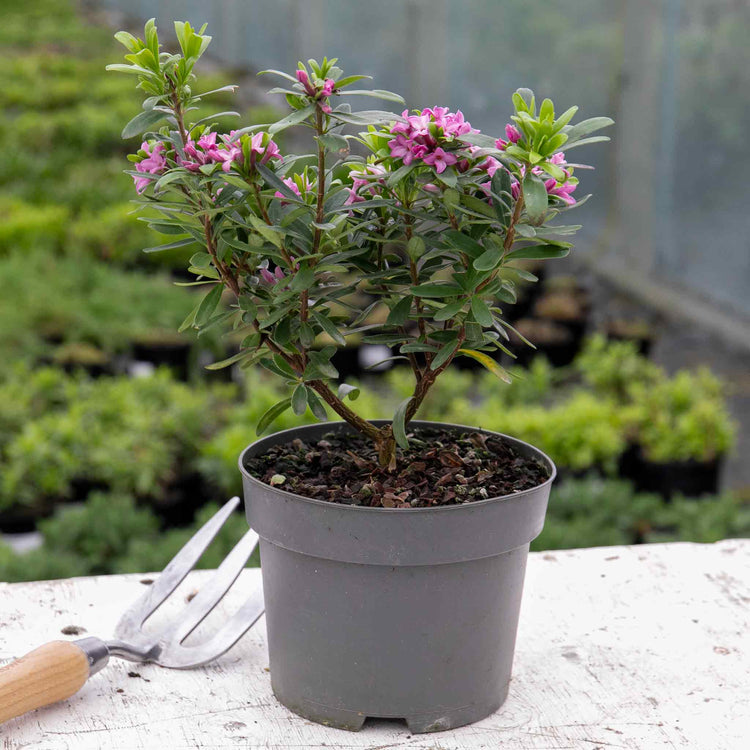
[{"left": 1, "top": 540, "right": 748, "bottom": 749}]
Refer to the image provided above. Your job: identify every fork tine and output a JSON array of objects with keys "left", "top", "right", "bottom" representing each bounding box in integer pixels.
[
  {"left": 115, "top": 497, "right": 241, "bottom": 640},
  {"left": 161, "top": 580, "right": 266, "bottom": 669},
  {"left": 161, "top": 528, "right": 259, "bottom": 646}
]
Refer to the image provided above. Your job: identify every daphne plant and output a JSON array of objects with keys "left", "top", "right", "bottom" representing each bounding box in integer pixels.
[{"left": 109, "top": 19, "right": 613, "bottom": 469}]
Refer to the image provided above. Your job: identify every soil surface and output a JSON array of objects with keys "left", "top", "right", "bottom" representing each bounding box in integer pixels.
[{"left": 244, "top": 427, "right": 550, "bottom": 508}]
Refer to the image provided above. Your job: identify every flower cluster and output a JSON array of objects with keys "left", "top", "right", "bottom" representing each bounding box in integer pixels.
[
  {"left": 178, "top": 130, "right": 280, "bottom": 174},
  {"left": 495, "top": 125, "right": 579, "bottom": 206},
  {"left": 131, "top": 131, "right": 280, "bottom": 193},
  {"left": 344, "top": 163, "right": 387, "bottom": 205},
  {"left": 296, "top": 70, "right": 336, "bottom": 113},
  {"left": 133, "top": 141, "right": 167, "bottom": 194},
  {"left": 387, "top": 107, "right": 478, "bottom": 174}
]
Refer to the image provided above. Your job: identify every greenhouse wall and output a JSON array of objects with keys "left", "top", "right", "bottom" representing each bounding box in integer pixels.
[{"left": 100, "top": 0, "right": 750, "bottom": 328}]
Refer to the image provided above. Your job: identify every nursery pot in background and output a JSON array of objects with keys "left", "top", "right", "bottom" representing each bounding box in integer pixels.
[{"left": 239, "top": 420, "right": 555, "bottom": 733}]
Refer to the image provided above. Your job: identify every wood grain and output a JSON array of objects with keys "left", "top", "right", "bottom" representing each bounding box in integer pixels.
[
  {"left": 0, "top": 541, "right": 748, "bottom": 749},
  {"left": 0, "top": 641, "right": 89, "bottom": 724}
]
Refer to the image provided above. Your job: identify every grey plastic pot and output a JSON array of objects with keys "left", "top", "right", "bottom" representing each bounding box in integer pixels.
[{"left": 239, "top": 420, "right": 555, "bottom": 734}]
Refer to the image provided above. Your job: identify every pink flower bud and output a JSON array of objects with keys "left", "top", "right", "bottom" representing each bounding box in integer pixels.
[{"left": 505, "top": 124, "right": 522, "bottom": 143}]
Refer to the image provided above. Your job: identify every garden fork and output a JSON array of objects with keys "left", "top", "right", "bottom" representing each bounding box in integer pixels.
[{"left": 0, "top": 497, "right": 264, "bottom": 724}]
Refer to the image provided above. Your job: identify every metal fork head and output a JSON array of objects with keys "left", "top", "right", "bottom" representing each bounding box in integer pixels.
[{"left": 109, "top": 497, "right": 263, "bottom": 669}]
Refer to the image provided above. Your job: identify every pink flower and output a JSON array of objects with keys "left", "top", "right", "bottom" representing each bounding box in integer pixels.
[
  {"left": 345, "top": 164, "right": 387, "bottom": 205},
  {"left": 133, "top": 141, "right": 167, "bottom": 193},
  {"left": 545, "top": 179, "right": 577, "bottom": 205},
  {"left": 443, "top": 110, "right": 474, "bottom": 137},
  {"left": 260, "top": 265, "right": 287, "bottom": 285},
  {"left": 422, "top": 147, "right": 457, "bottom": 174},
  {"left": 505, "top": 124, "right": 522, "bottom": 143},
  {"left": 388, "top": 134, "right": 413, "bottom": 161},
  {"left": 478, "top": 156, "right": 502, "bottom": 178},
  {"left": 321, "top": 78, "right": 336, "bottom": 97},
  {"left": 274, "top": 175, "right": 312, "bottom": 204}
]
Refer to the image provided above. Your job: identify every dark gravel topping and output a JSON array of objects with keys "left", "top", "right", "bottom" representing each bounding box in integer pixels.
[{"left": 244, "top": 427, "right": 550, "bottom": 508}]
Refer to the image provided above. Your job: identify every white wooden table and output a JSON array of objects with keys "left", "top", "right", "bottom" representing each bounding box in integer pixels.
[{"left": 1, "top": 541, "right": 748, "bottom": 749}]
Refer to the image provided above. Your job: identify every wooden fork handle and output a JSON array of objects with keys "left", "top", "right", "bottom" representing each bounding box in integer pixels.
[{"left": 0, "top": 641, "right": 92, "bottom": 724}]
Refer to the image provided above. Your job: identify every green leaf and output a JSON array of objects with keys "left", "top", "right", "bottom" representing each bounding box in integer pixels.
[
  {"left": 470, "top": 297, "right": 493, "bottom": 327},
  {"left": 522, "top": 173, "right": 548, "bottom": 225},
  {"left": 204, "top": 349, "right": 252, "bottom": 370},
  {"left": 342, "top": 89, "right": 405, "bottom": 104},
  {"left": 406, "top": 236, "right": 425, "bottom": 260},
  {"left": 473, "top": 244, "right": 503, "bottom": 271},
  {"left": 386, "top": 296, "right": 412, "bottom": 326},
  {"left": 491, "top": 169, "right": 513, "bottom": 229},
  {"left": 430, "top": 340, "right": 459, "bottom": 370},
  {"left": 142, "top": 237, "right": 196, "bottom": 253},
  {"left": 248, "top": 215, "right": 284, "bottom": 248},
  {"left": 561, "top": 135, "right": 611, "bottom": 151},
  {"left": 312, "top": 310, "right": 346, "bottom": 347},
  {"left": 292, "top": 384, "right": 309, "bottom": 416},
  {"left": 299, "top": 320, "right": 315, "bottom": 347},
  {"left": 256, "top": 398, "right": 293, "bottom": 435},
  {"left": 306, "top": 389, "right": 328, "bottom": 421},
  {"left": 268, "top": 104, "right": 316, "bottom": 135},
  {"left": 338, "top": 383, "right": 360, "bottom": 401},
  {"left": 289, "top": 265, "right": 315, "bottom": 293},
  {"left": 317, "top": 132, "right": 349, "bottom": 153},
  {"left": 195, "top": 284, "right": 223, "bottom": 327},
  {"left": 434, "top": 299, "right": 466, "bottom": 321},
  {"left": 564, "top": 116, "right": 614, "bottom": 141},
  {"left": 444, "top": 230, "right": 484, "bottom": 258},
  {"left": 386, "top": 162, "right": 417, "bottom": 187},
  {"left": 122, "top": 109, "right": 167, "bottom": 139},
  {"left": 411, "top": 283, "right": 463, "bottom": 298},
  {"left": 504, "top": 244, "right": 571, "bottom": 260},
  {"left": 392, "top": 397, "right": 413, "bottom": 449},
  {"left": 458, "top": 349, "right": 512, "bottom": 383}
]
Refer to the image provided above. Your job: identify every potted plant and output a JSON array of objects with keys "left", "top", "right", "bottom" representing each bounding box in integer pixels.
[
  {"left": 620, "top": 368, "right": 736, "bottom": 500},
  {"left": 109, "top": 20, "right": 612, "bottom": 732}
]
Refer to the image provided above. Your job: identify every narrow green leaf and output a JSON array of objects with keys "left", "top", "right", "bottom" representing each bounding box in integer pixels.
[
  {"left": 430, "top": 340, "right": 459, "bottom": 370},
  {"left": 473, "top": 245, "right": 503, "bottom": 271},
  {"left": 470, "top": 297, "right": 494, "bottom": 327},
  {"left": 292, "top": 384, "right": 309, "bottom": 416},
  {"left": 289, "top": 265, "right": 315, "bottom": 292},
  {"left": 204, "top": 349, "right": 252, "bottom": 370},
  {"left": 434, "top": 299, "right": 466, "bottom": 321},
  {"left": 306, "top": 389, "right": 328, "bottom": 421},
  {"left": 195, "top": 284, "right": 223, "bottom": 326},
  {"left": 522, "top": 173, "right": 548, "bottom": 225},
  {"left": 444, "top": 230, "right": 484, "bottom": 258},
  {"left": 256, "top": 398, "right": 293, "bottom": 435},
  {"left": 392, "top": 398, "right": 413, "bottom": 449},
  {"left": 122, "top": 109, "right": 167, "bottom": 139},
  {"left": 411, "top": 283, "right": 463, "bottom": 298},
  {"left": 317, "top": 132, "right": 349, "bottom": 153},
  {"left": 268, "top": 104, "right": 316, "bottom": 135},
  {"left": 142, "top": 237, "right": 196, "bottom": 253},
  {"left": 458, "top": 349, "right": 512, "bottom": 383},
  {"left": 312, "top": 311, "right": 346, "bottom": 346},
  {"left": 504, "top": 244, "right": 571, "bottom": 260},
  {"left": 386, "top": 296, "right": 413, "bottom": 326}
]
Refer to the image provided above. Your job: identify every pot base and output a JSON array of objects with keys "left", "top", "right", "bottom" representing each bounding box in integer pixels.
[{"left": 273, "top": 685, "right": 508, "bottom": 733}]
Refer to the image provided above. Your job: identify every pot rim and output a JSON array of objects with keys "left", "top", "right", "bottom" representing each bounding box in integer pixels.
[{"left": 238, "top": 419, "right": 556, "bottom": 514}]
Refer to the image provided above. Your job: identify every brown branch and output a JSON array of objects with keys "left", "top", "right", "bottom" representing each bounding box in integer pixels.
[
  {"left": 405, "top": 327, "right": 465, "bottom": 423},
  {"left": 308, "top": 380, "right": 382, "bottom": 441}
]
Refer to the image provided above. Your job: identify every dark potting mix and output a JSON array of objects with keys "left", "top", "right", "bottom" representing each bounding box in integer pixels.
[{"left": 244, "top": 428, "right": 551, "bottom": 508}]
